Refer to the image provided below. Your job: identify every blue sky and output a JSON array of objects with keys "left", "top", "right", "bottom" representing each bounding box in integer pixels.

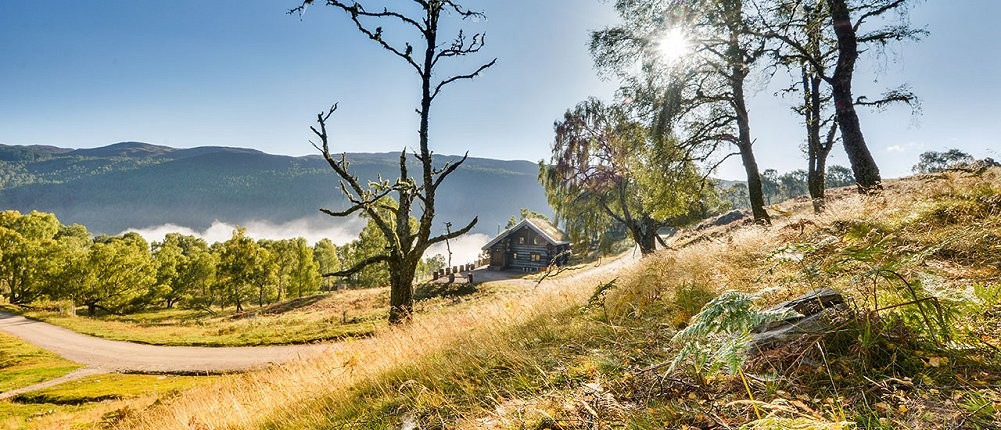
[{"left": 1, "top": 1, "right": 998, "bottom": 180}]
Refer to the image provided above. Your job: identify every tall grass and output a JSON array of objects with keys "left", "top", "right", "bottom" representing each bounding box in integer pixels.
[
  {"left": 123, "top": 259, "right": 632, "bottom": 429},
  {"left": 121, "top": 169, "right": 1001, "bottom": 429}
]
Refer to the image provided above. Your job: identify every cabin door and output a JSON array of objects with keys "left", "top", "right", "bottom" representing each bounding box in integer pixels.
[{"left": 491, "top": 251, "right": 505, "bottom": 267}]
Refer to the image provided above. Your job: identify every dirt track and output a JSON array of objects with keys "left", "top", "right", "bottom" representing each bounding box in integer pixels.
[{"left": 0, "top": 312, "right": 333, "bottom": 373}]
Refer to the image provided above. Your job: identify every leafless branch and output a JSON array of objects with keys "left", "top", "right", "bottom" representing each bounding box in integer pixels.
[
  {"left": 432, "top": 152, "right": 470, "bottom": 190},
  {"left": 431, "top": 58, "right": 497, "bottom": 100},
  {"left": 290, "top": 1, "right": 424, "bottom": 75},
  {"left": 427, "top": 216, "right": 477, "bottom": 246}
]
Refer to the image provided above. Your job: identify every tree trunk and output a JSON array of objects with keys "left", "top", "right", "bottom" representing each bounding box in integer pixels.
[
  {"left": 732, "top": 69, "right": 770, "bottom": 224},
  {"left": 388, "top": 259, "right": 418, "bottom": 324},
  {"left": 807, "top": 157, "right": 827, "bottom": 213},
  {"left": 87, "top": 303, "right": 96, "bottom": 316},
  {"left": 626, "top": 218, "right": 659, "bottom": 256},
  {"left": 804, "top": 69, "right": 827, "bottom": 213},
  {"left": 826, "top": 0, "right": 881, "bottom": 194}
]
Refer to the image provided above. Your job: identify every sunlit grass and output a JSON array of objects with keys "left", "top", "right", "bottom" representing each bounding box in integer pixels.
[
  {"left": 8, "top": 290, "right": 388, "bottom": 346},
  {"left": 0, "top": 333, "right": 81, "bottom": 393},
  {"left": 54, "top": 169, "right": 1001, "bottom": 428},
  {"left": 1, "top": 374, "right": 222, "bottom": 430}
]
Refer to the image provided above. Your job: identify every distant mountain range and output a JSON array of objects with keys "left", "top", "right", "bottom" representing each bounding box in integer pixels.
[{"left": 0, "top": 142, "right": 552, "bottom": 237}]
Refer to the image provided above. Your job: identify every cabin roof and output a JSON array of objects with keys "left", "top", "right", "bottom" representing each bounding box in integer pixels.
[{"left": 481, "top": 218, "right": 570, "bottom": 250}]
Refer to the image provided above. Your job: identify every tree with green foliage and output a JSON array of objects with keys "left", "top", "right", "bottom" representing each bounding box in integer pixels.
[
  {"left": 151, "top": 235, "right": 183, "bottom": 307},
  {"left": 153, "top": 233, "right": 216, "bottom": 309},
  {"left": 0, "top": 211, "right": 62, "bottom": 305},
  {"left": 313, "top": 238, "right": 341, "bottom": 290},
  {"left": 420, "top": 254, "right": 447, "bottom": 280},
  {"left": 778, "top": 169, "right": 809, "bottom": 199},
  {"left": 721, "top": 183, "right": 750, "bottom": 210},
  {"left": 761, "top": 169, "right": 780, "bottom": 204},
  {"left": 49, "top": 223, "right": 93, "bottom": 301},
  {"left": 217, "top": 228, "right": 275, "bottom": 311},
  {"left": 287, "top": 238, "right": 321, "bottom": 299},
  {"left": 912, "top": 149, "right": 975, "bottom": 174},
  {"left": 825, "top": 164, "right": 855, "bottom": 188},
  {"left": 261, "top": 239, "right": 295, "bottom": 302},
  {"left": 264, "top": 237, "right": 322, "bottom": 300},
  {"left": 543, "top": 98, "right": 720, "bottom": 256},
  {"left": 290, "top": 0, "right": 495, "bottom": 324},
  {"left": 504, "top": 208, "right": 551, "bottom": 229},
  {"left": 591, "top": 0, "right": 772, "bottom": 224},
  {"left": 75, "top": 233, "right": 157, "bottom": 315},
  {"left": 343, "top": 218, "right": 392, "bottom": 288}
]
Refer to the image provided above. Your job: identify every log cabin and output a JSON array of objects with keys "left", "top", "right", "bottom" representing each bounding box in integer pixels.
[{"left": 481, "top": 218, "right": 571, "bottom": 271}]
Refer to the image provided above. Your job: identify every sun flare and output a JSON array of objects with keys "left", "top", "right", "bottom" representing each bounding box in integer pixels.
[{"left": 655, "top": 27, "right": 690, "bottom": 63}]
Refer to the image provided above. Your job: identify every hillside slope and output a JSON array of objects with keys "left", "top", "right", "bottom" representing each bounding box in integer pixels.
[
  {"left": 0, "top": 142, "right": 550, "bottom": 236},
  {"left": 113, "top": 170, "right": 1000, "bottom": 429}
]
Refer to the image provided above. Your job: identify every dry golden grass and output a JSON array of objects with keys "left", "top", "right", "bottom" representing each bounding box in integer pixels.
[
  {"left": 120, "top": 256, "right": 633, "bottom": 429},
  {"left": 115, "top": 169, "right": 1001, "bottom": 429}
]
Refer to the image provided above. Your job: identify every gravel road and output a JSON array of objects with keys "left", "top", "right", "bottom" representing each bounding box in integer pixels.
[{"left": 0, "top": 312, "right": 332, "bottom": 374}]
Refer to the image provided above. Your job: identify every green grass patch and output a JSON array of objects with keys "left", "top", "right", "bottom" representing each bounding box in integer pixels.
[
  {"left": 0, "top": 333, "right": 80, "bottom": 393},
  {"left": 1, "top": 374, "right": 222, "bottom": 430},
  {"left": 13, "top": 373, "right": 220, "bottom": 405}
]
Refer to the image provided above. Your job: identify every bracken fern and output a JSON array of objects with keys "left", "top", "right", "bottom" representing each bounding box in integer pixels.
[{"left": 668, "top": 289, "right": 797, "bottom": 381}]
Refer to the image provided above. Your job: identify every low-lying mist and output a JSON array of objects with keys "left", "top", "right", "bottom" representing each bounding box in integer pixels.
[
  {"left": 123, "top": 218, "right": 491, "bottom": 264},
  {"left": 424, "top": 233, "right": 491, "bottom": 266}
]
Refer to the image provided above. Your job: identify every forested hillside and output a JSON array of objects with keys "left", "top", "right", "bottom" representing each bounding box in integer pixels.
[{"left": 0, "top": 142, "right": 551, "bottom": 236}]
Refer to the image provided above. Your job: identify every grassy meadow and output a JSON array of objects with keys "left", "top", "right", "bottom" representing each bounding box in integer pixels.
[
  {"left": 0, "top": 373, "right": 223, "bottom": 430},
  {"left": 0, "top": 333, "right": 80, "bottom": 394},
  {"left": 3, "top": 290, "right": 388, "bottom": 347},
  {"left": 2, "top": 170, "right": 999, "bottom": 428},
  {"left": 1, "top": 256, "right": 628, "bottom": 348},
  {"left": 111, "top": 170, "right": 1001, "bottom": 429}
]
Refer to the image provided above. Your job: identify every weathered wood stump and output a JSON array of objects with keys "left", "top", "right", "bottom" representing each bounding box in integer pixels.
[{"left": 750, "top": 288, "right": 847, "bottom": 353}]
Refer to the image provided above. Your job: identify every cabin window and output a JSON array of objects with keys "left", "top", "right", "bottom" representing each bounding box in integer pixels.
[
  {"left": 533, "top": 236, "right": 542, "bottom": 245},
  {"left": 531, "top": 253, "right": 541, "bottom": 262},
  {"left": 518, "top": 237, "right": 525, "bottom": 244},
  {"left": 512, "top": 252, "right": 519, "bottom": 260}
]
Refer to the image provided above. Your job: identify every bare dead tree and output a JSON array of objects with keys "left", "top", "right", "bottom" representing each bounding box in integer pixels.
[
  {"left": 443, "top": 221, "right": 453, "bottom": 269},
  {"left": 290, "top": 0, "right": 496, "bottom": 323}
]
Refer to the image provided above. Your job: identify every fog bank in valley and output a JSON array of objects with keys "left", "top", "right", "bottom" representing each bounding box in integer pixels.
[{"left": 124, "top": 218, "right": 492, "bottom": 264}]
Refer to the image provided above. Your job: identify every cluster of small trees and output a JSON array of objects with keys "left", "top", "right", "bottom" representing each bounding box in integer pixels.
[
  {"left": 544, "top": 0, "right": 925, "bottom": 253},
  {"left": 912, "top": 149, "right": 999, "bottom": 174},
  {"left": 722, "top": 164, "right": 855, "bottom": 208},
  {"left": 720, "top": 150, "right": 1001, "bottom": 210},
  {"left": 0, "top": 210, "right": 441, "bottom": 315}
]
